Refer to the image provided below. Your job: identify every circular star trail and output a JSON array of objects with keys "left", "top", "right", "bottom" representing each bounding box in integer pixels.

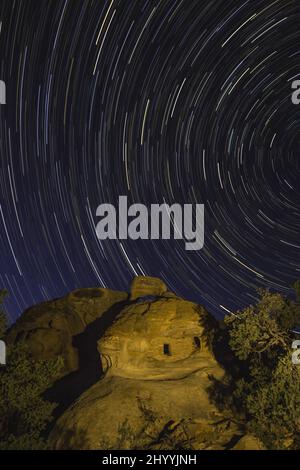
[{"left": 0, "top": 0, "right": 299, "bottom": 321}]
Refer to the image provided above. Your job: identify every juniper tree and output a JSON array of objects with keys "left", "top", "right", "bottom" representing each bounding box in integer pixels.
[
  {"left": 0, "top": 290, "right": 62, "bottom": 450},
  {"left": 221, "top": 288, "right": 300, "bottom": 449}
]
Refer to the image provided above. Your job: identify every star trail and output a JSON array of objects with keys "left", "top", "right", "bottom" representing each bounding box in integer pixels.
[{"left": 0, "top": 0, "right": 299, "bottom": 322}]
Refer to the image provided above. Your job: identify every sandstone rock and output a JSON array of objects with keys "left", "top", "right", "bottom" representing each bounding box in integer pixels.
[
  {"left": 50, "top": 289, "right": 230, "bottom": 450},
  {"left": 98, "top": 297, "right": 216, "bottom": 380},
  {"left": 8, "top": 287, "right": 128, "bottom": 376},
  {"left": 130, "top": 276, "right": 168, "bottom": 300},
  {"left": 232, "top": 434, "right": 265, "bottom": 450},
  {"left": 50, "top": 370, "right": 230, "bottom": 450},
  {"left": 7, "top": 276, "right": 268, "bottom": 450}
]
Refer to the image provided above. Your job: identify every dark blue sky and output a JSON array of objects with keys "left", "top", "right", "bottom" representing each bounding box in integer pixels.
[{"left": 0, "top": 0, "right": 299, "bottom": 322}]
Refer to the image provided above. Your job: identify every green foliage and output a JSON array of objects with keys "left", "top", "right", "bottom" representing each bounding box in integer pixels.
[
  {"left": 225, "top": 290, "right": 291, "bottom": 359},
  {"left": 245, "top": 354, "right": 300, "bottom": 448},
  {"left": 0, "top": 290, "right": 63, "bottom": 449},
  {"left": 219, "top": 288, "right": 300, "bottom": 449}
]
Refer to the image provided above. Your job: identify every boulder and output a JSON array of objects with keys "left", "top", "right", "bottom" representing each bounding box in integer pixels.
[
  {"left": 50, "top": 370, "right": 232, "bottom": 450},
  {"left": 50, "top": 291, "right": 229, "bottom": 450},
  {"left": 130, "top": 276, "right": 168, "bottom": 300},
  {"left": 98, "top": 297, "right": 216, "bottom": 380},
  {"left": 7, "top": 287, "right": 128, "bottom": 376}
]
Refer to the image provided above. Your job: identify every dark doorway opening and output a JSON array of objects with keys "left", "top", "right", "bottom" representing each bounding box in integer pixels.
[
  {"left": 194, "top": 336, "right": 201, "bottom": 349},
  {"left": 163, "top": 344, "right": 171, "bottom": 355}
]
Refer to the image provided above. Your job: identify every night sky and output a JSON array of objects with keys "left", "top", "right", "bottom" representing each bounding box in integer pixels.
[{"left": 0, "top": 0, "right": 299, "bottom": 322}]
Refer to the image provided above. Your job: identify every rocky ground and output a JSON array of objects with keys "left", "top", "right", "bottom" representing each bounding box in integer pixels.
[{"left": 49, "top": 370, "right": 264, "bottom": 450}]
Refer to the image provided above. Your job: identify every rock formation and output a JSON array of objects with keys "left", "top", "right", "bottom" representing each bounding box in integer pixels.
[
  {"left": 8, "top": 276, "right": 265, "bottom": 450},
  {"left": 8, "top": 287, "right": 128, "bottom": 376},
  {"left": 130, "top": 276, "right": 168, "bottom": 300},
  {"left": 98, "top": 296, "right": 215, "bottom": 380}
]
